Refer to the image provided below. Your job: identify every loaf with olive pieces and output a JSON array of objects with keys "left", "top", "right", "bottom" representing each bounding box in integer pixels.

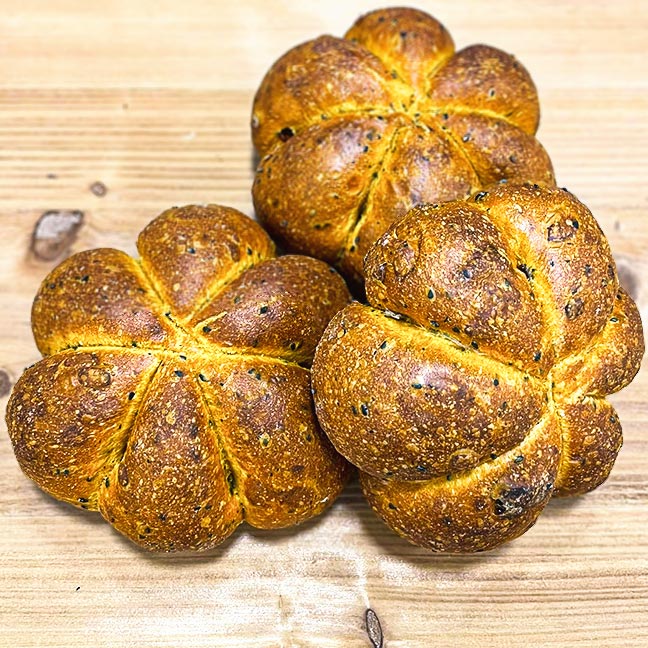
[
  {"left": 312, "top": 183, "right": 644, "bottom": 552},
  {"left": 252, "top": 6, "right": 555, "bottom": 286},
  {"left": 7, "top": 205, "right": 352, "bottom": 551}
]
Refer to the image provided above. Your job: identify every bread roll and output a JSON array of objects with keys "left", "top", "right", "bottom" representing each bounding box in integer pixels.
[
  {"left": 252, "top": 7, "right": 555, "bottom": 287},
  {"left": 7, "top": 204, "right": 352, "bottom": 551},
  {"left": 312, "top": 183, "right": 644, "bottom": 552}
]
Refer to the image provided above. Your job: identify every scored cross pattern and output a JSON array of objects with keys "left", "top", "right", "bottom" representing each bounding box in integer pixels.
[
  {"left": 7, "top": 205, "right": 351, "bottom": 551},
  {"left": 252, "top": 7, "right": 555, "bottom": 285}
]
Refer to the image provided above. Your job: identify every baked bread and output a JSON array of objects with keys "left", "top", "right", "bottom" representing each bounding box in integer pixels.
[
  {"left": 312, "top": 183, "right": 644, "bottom": 552},
  {"left": 252, "top": 7, "right": 555, "bottom": 287},
  {"left": 7, "top": 204, "right": 352, "bottom": 551}
]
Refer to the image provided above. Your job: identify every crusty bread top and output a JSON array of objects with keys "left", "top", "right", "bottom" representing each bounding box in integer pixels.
[
  {"left": 252, "top": 7, "right": 555, "bottom": 286},
  {"left": 8, "top": 205, "right": 352, "bottom": 551},
  {"left": 311, "top": 183, "right": 644, "bottom": 551}
]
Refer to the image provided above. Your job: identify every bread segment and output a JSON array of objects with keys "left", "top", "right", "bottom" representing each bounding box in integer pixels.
[
  {"left": 32, "top": 248, "right": 177, "bottom": 356},
  {"left": 313, "top": 302, "right": 546, "bottom": 481}
]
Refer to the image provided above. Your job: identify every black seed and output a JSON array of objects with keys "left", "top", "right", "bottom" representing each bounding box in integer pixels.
[
  {"left": 202, "top": 325, "right": 212, "bottom": 333},
  {"left": 517, "top": 263, "right": 535, "bottom": 280},
  {"left": 388, "top": 502, "right": 397, "bottom": 510},
  {"left": 534, "top": 351, "right": 542, "bottom": 362},
  {"left": 187, "top": 247, "right": 196, "bottom": 254},
  {"left": 474, "top": 191, "right": 488, "bottom": 202},
  {"left": 159, "top": 513, "right": 167, "bottom": 521},
  {"left": 179, "top": 354, "right": 187, "bottom": 360},
  {"left": 78, "top": 497, "right": 89, "bottom": 503},
  {"left": 380, "top": 340, "right": 387, "bottom": 349},
  {"left": 360, "top": 403, "right": 369, "bottom": 416},
  {"left": 412, "top": 383, "right": 422, "bottom": 389},
  {"left": 610, "top": 317, "right": 618, "bottom": 323},
  {"left": 471, "top": 341, "right": 479, "bottom": 350},
  {"left": 452, "top": 326, "right": 461, "bottom": 334},
  {"left": 351, "top": 405, "right": 358, "bottom": 416},
  {"left": 430, "top": 320, "right": 439, "bottom": 328},
  {"left": 490, "top": 453, "right": 498, "bottom": 460},
  {"left": 278, "top": 126, "right": 294, "bottom": 141},
  {"left": 104, "top": 477, "right": 110, "bottom": 488},
  {"left": 198, "top": 373, "right": 208, "bottom": 382},
  {"left": 174, "top": 370, "right": 184, "bottom": 377},
  {"left": 427, "top": 288, "right": 435, "bottom": 299},
  {"left": 462, "top": 133, "right": 471, "bottom": 142},
  {"left": 128, "top": 391, "right": 135, "bottom": 400},
  {"left": 493, "top": 378, "right": 499, "bottom": 386},
  {"left": 416, "top": 465, "right": 427, "bottom": 473},
  {"left": 514, "top": 455, "right": 524, "bottom": 464},
  {"left": 462, "top": 268, "right": 473, "bottom": 279},
  {"left": 259, "top": 305, "right": 268, "bottom": 314}
]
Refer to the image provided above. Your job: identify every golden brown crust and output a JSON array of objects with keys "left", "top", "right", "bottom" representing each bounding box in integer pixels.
[
  {"left": 191, "top": 255, "right": 351, "bottom": 365},
  {"left": 197, "top": 358, "right": 352, "bottom": 529},
  {"left": 137, "top": 204, "right": 276, "bottom": 322},
  {"left": 364, "top": 200, "right": 549, "bottom": 374},
  {"left": 552, "top": 288, "right": 644, "bottom": 399},
  {"left": 253, "top": 114, "right": 400, "bottom": 264},
  {"left": 312, "top": 183, "right": 645, "bottom": 552},
  {"left": 433, "top": 112, "right": 554, "bottom": 186},
  {"left": 313, "top": 302, "right": 546, "bottom": 481},
  {"left": 99, "top": 363, "right": 243, "bottom": 552},
  {"left": 252, "top": 7, "right": 555, "bottom": 285},
  {"left": 251, "top": 35, "right": 407, "bottom": 156},
  {"left": 7, "top": 204, "right": 352, "bottom": 552},
  {"left": 344, "top": 7, "right": 455, "bottom": 89},
  {"left": 338, "top": 121, "right": 478, "bottom": 286},
  {"left": 553, "top": 397, "right": 622, "bottom": 496},
  {"left": 31, "top": 249, "right": 179, "bottom": 356},
  {"left": 426, "top": 45, "right": 540, "bottom": 133},
  {"left": 361, "top": 414, "right": 560, "bottom": 553}
]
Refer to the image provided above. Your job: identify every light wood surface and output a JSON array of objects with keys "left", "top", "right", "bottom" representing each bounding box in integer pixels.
[{"left": 1, "top": 2, "right": 646, "bottom": 646}]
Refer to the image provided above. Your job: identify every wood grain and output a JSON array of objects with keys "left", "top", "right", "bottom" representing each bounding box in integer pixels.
[{"left": 1, "top": 2, "right": 646, "bottom": 646}]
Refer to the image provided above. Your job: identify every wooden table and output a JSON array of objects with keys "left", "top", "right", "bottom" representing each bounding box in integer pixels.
[{"left": 1, "top": 2, "right": 646, "bottom": 646}]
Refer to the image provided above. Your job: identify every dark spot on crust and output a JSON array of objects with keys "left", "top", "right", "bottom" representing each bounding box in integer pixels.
[
  {"left": 547, "top": 220, "right": 576, "bottom": 242},
  {"left": 77, "top": 366, "right": 112, "bottom": 389},
  {"left": 278, "top": 127, "right": 295, "bottom": 142},
  {"left": 565, "top": 297, "right": 585, "bottom": 320}
]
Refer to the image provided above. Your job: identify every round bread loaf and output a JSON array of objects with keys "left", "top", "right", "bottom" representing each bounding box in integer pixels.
[
  {"left": 252, "top": 7, "right": 555, "bottom": 287},
  {"left": 7, "top": 204, "right": 352, "bottom": 552},
  {"left": 312, "top": 183, "right": 644, "bottom": 552}
]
